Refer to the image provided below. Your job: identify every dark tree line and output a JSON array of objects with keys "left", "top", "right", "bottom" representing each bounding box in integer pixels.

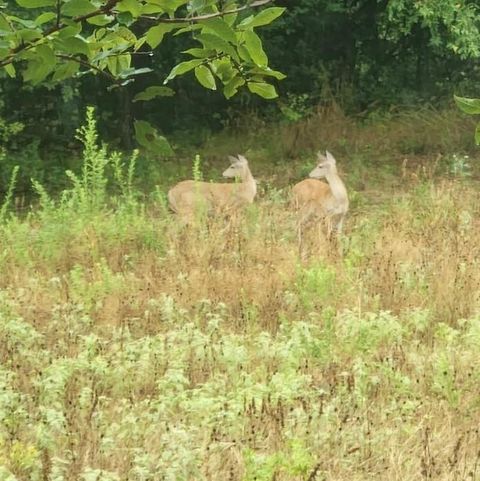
[{"left": 1, "top": 0, "right": 479, "bottom": 156}]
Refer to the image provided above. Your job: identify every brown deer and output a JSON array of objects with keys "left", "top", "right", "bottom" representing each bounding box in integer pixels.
[
  {"left": 292, "top": 150, "right": 349, "bottom": 238},
  {"left": 168, "top": 155, "right": 257, "bottom": 219}
]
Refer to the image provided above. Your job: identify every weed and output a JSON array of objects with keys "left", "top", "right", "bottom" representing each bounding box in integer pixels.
[{"left": 0, "top": 165, "right": 19, "bottom": 222}]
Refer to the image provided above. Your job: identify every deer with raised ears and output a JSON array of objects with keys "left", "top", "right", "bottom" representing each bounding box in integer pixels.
[
  {"left": 292, "top": 150, "right": 349, "bottom": 238},
  {"left": 168, "top": 154, "right": 257, "bottom": 219}
]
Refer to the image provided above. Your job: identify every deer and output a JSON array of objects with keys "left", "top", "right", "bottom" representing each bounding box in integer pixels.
[
  {"left": 292, "top": 150, "right": 349, "bottom": 240},
  {"left": 167, "top": 154, "right": 257, "bottom": 220}
]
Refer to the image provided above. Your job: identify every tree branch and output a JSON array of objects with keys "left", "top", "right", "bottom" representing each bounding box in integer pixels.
[
  {"left": 55, "top": 0, "right": 61, "bottom": 28},
  {"left": 0, "top": 0, "right": 121, "bottom": 68},
  {"left": 0, "top": 0, "right": 274, "bottom": 69},
  {"left": 55, "top": 53, "right": 119, "bottom": 82},
  {"left": 141, "top": 0, "right": 273, "bottom": 23}
]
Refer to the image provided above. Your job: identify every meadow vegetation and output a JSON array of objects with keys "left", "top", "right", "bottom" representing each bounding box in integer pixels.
[{"left": 1, "top": 106, "right": 480, "bottom": 481}]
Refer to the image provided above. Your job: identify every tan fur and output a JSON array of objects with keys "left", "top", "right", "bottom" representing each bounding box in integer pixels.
[
  {"left": 168, "top": 155, "right": 257, "bottom": 219},
  {"left": 292, "top": 151, "right": 349, "bottom": 238},
  {"left": 292, "top": 178, "right": 331, "bottom": 208}
]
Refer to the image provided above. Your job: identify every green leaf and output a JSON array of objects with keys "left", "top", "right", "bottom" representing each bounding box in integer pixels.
[
  {"left": 146, "top": 0, "right": 187, "bottom": 16},
  {"left": 146, "top": 23, "right": 180, "bottom": 48},
  {"left": 201, "top": 18, "right": 237, "bottom": 44},
  {"left": 62, "top": 0, "right": 97, "bottom": 17},
  {"left": 196, "top": 33, "right": 238, "bottom": 60},
  {"left": 117, "top": 0, "right": 141, "bottom": 17},
  {"left": 15, "top": 0, "right": 54, "bottom": 7},
  {"left": 238, "top": 45, "right": 252, "bottom": 63},
  {"left": 249, "top": 66, "right": 286, "bottom": 80},
  {"left": 92, "top": 44, "right": 128, "bottom": 62},
  {"left": 107, "top": 56, "right": 119, "bottom": 76},
  {"left": 141, "top": 4, "right": 162, "bottom": 13},
  {"left": 87, "top": 14, "right": 114, "bottom": 26},
  {"left": 0, "top": 48, "right": 9, "bottom": 60},
  {"left": 117, "top": 12, "right": 134, "bottom": 25},
  {"left": 118, "top": 66, "right": 152, "bottom": 78},
  {"left": 23, "top": 45, "right": 55, "bottom": 84},
  {"left": 34, "top": 12, "right": 56, "bottom": 26},
  {"left": 211, "top": 58, "right": 235, "bottom": 81},
  {"left": 116, "top": 26, "right": 137, "bottom": 43},
  {"left": 454, "top": 95, "right": 480, "bottom": 115},
  {"left": 52, "top": 60, "right": 79, "bottom": 81},
  {"left": 134, "top": 36, "right": 146, "bottom": 50},
  {"left": 37, "top": 43, "right": 55, "bottom": 64},
  {"left": 17, "top": 28, "right": 42, "bottom": 43},
  {"left": 224, "top": 76, "right": 245, "bottom": 99},
  {"left": 0, "top": 15, "right": 11, "bottom": 32},
  {"left": 4, "top": 64, "right": 16, "bottom": 78},
  {"left": 56, "top": 36, "right": 90, "bottom": 56},
  {"left": 164, "top": 59, "right": 203, "bottom": 82},
  {"left": 243, "top": 30, "right": 267, "bottom": 67},
  {"left": 57, "top": 23, "right": 82, "bottom": 39},
  {"left": 9, "top": 16, "right": 36, "bottom": 28},
  {"left": 195, "top": 65, "right": 216, "bottom": 90},
  {"left": 239, "top": 7, "right": 286, "bottom": 29},
  {"left": 223, "top": 10, "right": 238, "bottom": 27},
  {"left": 134, "top": 120, "right": 173, "bottom": 155},
  {"left": 174, "top": 24, "right": 202, "bottom": 36},
  {"left": 133, "top": 85, "right": 175, "bottom": 102},
  {"left": 248, "top": 81, "right": 277, "bottom": 99},
  {"left": 117, "top": 53, "right": 131, "bottom": 73},
  {"left": 182, "top": 48, "right": 215, "bottom": 58}
]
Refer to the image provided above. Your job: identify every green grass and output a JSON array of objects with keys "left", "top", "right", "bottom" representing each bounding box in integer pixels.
[{"left": 1, "top": 107, "right": 480, "bottom": 481}]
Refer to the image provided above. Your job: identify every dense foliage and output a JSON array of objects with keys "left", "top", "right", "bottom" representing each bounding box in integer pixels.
[
  {"left": 0, "top": 0, "right": 286, "bottom": 153},
  {"left": 1, "top": 0, "right": 480, "bottom": 189}
]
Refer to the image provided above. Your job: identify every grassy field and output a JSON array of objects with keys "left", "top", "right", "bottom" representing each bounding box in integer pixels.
[{"left": 1, "top": 106, "right": 480, "bottom": 481}]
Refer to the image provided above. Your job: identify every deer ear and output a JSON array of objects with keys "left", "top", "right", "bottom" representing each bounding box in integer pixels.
[
  {"left": 228, "top": 155, "right": 238, "bottom": 164},
  {"left": 325, "top": 150, "right": 336, "bottom": 164},
  {"left": 316, "top": 151, "right": 327, "bottom": 162},
  {"left": 237, "top": 154, "right": 248, "bottom": 164}
]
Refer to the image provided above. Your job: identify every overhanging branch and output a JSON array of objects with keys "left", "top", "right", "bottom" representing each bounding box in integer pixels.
[
  {"left": 141, "top": 0, "right": 273, "bottom": 23},
  {"left": 55, "top": 53, "right": 118, "bottom": 82},
  {"left": 0, "top": 0, "right": 275, "bottom": 69},
  {"left": 0, "top": 0, "right": 121, "bottom": 68}
]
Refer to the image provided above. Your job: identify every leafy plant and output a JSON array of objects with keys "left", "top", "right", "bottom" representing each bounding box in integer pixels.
[
  {"left": 454, "top": 95, "right": 480, "bottom": 144},
  {"left": 0, "top": 1, "right": 285, "bottom": 152},
  {"left": 192, "top": 154, "right": 203, "bottom": 182},
  {"left": 0, "top": 165, "right": 19, "bottom": 223},
  {"left": 0, "top": 117, "right": 24, "bottom": 160},
  {"left": 447, "top": 153, "right": 471, "bottom": 178},
  {"left": 0, "top": 0, "right": 285, "bottom": 98}
]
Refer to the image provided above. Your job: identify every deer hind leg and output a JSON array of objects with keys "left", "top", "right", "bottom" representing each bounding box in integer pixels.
[
  {"left": 296, "top": 206, "right": 315, "bottom": 260},
  {"left": 334, "top": 214, "right": 345, "bottom": 236},
  {"left": 327, "top": 214, "right": 347, "bottom": 256},
  {"left": 324, "top": 216, "right": 334, "bottom": 240},
  {"left": 296, "top": 216, "right": 306, "bottom": 260}
]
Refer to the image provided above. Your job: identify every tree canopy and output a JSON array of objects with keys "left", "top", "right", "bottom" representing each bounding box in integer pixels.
[
  {"left": 0, "top": 0, "right": 287, "bottom": 150},
  {"left": 1, "top": 0, "right": 480, "bottom": 155},
  {"left": 1, "top": 0, "right": 285, "bottom": 94}
]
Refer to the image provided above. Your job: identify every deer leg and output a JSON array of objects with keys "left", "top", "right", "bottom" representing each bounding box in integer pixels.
[
  {"left": 335, "top": 216, "right": 344, "bottom": 235},
  {"left": 296, "top": 208, "right": 314, "bottom": 260},
  {"left": 325, "top": 216, "right": 333, "bottom": 240}
]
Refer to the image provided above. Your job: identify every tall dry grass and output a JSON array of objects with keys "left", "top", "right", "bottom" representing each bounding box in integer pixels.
[{"left": 2, "top": 175, "right": 480, "bottom": 333}]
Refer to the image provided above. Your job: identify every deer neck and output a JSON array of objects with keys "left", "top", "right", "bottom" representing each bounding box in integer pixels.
[
  {"left": 239, "top": 166, "right": 257, "bottom": 201},
  {"left": 325, "top": 170, "right": 348, "bottom": 204}
]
